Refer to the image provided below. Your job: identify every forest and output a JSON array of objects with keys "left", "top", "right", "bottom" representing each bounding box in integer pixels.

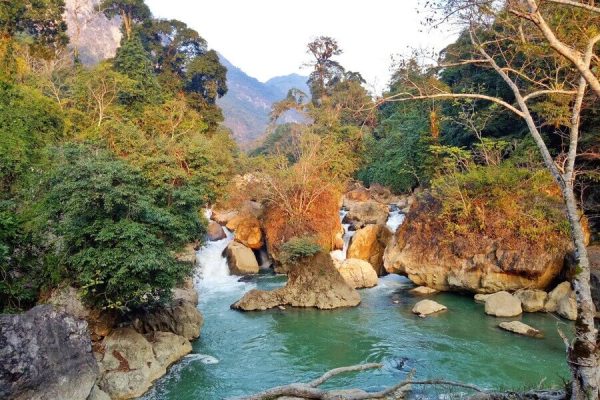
[{"left": 0, "top": 0, "right": 599, "bottom": 400}]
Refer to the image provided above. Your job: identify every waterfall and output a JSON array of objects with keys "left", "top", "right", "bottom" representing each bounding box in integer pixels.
[
  {"left": 195, "top": 210, "right": 245, "bottom": 297},
  {"left": 330, "top": 209, "right": 354, "bottom": 262},
  {"left": 386, "top": 205, "right": 405, "bottom": 233}
]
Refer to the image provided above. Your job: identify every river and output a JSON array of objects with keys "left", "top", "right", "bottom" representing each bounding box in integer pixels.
[{"left": 142, "top": 211, "right": 572, "bottom": 400}]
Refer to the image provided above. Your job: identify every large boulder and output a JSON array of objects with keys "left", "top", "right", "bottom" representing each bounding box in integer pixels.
[
  {"left": 545, "top": 282, "right": 573, "bottom": 313},
  {"left": 224, "top": 241, "right": 259, "bottom": 275},
  {"left": 412, "top": 300, "right": 447, "bottom": 317},
  {"left": 46, "top": 286, "right": 116, "bottom": 342},
  {"left": 0, "top": 305, "right": 99, "bottom": 400},
  {"left": 514, "top": 289, "right": 548, "bottom": 313},
  {"left": 484, "top": 291, "right": 522, "bottom": 317},
  {"left": 347, "top": 224, "right": 392, "bottom": 276},
  {"left": 226, "top": 213, "right": 263, "bottom": 250},
  {"left": 344, "top": 187, "right": 371, "bottom": 203},
  {"left": 207, "top": 221, "right": 227, "bottom": 241},
  {"left": 97, "top": 328, "right": 191, "bottom": 400},
  {"left": 211, "top": 209, "right": 238, "bottom": 225},
  {"left": 232, "top": 252, "right": 361, "bottom": 311},
  {"left": 131, "top": 300, "right": 203, "bottom": 341},
  {"left": 345, "top": 200, "right": 389, "bottom": 229},
  {"left": 557, "top": 295, "right": 577, "bottom": 321},
  {"left": 132, "top": 278, "right": 202, "bottom": 341},
  {"left": 384, "top": 195, "right": 571, "bottom": 294},
  {"left": 338, "top": 259, "right": 379, "bottom": 289}
]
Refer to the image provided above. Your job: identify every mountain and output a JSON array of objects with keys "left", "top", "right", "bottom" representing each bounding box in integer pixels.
[
  {"left": 217, "top": 55, "right": 309, "bottom": 149},
  {"left": 64, "top": 0, "right": 122, "bottom": 65}
]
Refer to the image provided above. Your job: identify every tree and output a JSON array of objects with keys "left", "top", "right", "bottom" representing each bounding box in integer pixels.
[
  {"left": 305, "top": 36, "right": 345, "bottom": 104},
  {"left": 113, "top": 34, "right": 161, "bottom": 106},
  {"left": 0, "top": 0, "right": 68, "bottom": 60},
  {"left": 99, "top": 0, "right": 151, "bottom": 40},
  {"left": 73, "top": 62, "right": 134, "bottom": 126},
  {"left": 392, "top": 2, "right": 600, "bottom": 397},
  {"left": 42, "top": 144, "right": 203, "bottom": 310},
  {"left": 185, "top": 49, "right": 228, "bottom": 103}
]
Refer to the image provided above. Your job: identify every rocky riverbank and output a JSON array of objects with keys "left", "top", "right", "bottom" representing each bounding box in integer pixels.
[{"left": 0, "top": 251, "right": 203, "bottom": 400}]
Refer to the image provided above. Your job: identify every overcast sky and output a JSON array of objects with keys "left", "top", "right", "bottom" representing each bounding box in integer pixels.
[{"left": 145, "top": 0, "right": 455, "bottom": 93}]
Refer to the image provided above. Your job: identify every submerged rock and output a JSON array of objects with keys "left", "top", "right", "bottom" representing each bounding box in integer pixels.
[
  {"left": 338, "top": 258, "right": 379, "bottom": 289},
  {"left": 231, "top": 252, "right": 361, "bottom": 311},
  {"left": 347, "top": 224, "right": 392, "bottom": 276},
  {"left": 0, "top": 305, "right": 98, "bottom": 400},
  {"left": 411, "top": 286, "right": 439, "bottom": 295},
  {"left": 514, "top": 289, "right": 548, "bottom": 313},
  {"left": 383, "top": 194, "right": 571, "bottom": 294},
  {"left": 207, "top": 221, "right": 227, "bottom": 241},
  {"left": 412, "top": 299, "right": 447, "bottom": 317},
  {"left": 484, "top": 291, "right": 522, "bottom": 317},
  {"left": 224, "top": 241, "right": 260, "bottom": 275},
  {"left": 499, "top": 321, "right": 544, "bottom": 338}
]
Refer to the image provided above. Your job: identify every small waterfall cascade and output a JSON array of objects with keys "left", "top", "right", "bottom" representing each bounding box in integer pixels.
[
  {"left": 330, "top": 209, "right": 355, "bottom": 262},
  {"left": 195, "top": 210, "right": 245, "bottom": 296},
  {"left": 386, "top": 205, "right": 405, "bottom": 233}
]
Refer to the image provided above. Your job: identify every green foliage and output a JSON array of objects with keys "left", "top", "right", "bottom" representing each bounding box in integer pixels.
[
  {"left": 42, "top": 144, "right": 204, "bottom": 310},
  {"left": 113, "top": 35, "right": 162, "bottom": 106},
  {"left": 0, "top": 80, "right": 64, "bottom": 194},
  {"left": 0, "top": 0, "right": 68, "bottom": 59},
  {"left": 358, "top": 106, "right": 432, "bottom": 193},
  {"left": 280, "top": 236, "right": 322, "bottom": 264}
]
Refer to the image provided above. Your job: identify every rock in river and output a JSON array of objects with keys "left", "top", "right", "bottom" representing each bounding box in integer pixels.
[
  {"left": 412, "top": 299, "right": 447, "bottom": 317},
  {"left": 484, "top": 291, "right": 522, "bottom": 317},
  {"left": 224, "top": 241, "right": 260, "bottom": 275},
  {"left": 514, "top": 289, "right": 547, "bottom": 313},
  {"left": 338, "top": 258, "right": 379, "bottom": 289},
  {"left": 207, "top": 221, "right": 227, "bottom": 241},
  {"left": 499, "top": 321, "right": 544, "bottom": 338},
  {"left": 347, "top": 224, "right": 392, "bottom": 276},
  {"left": 232, "top": 252, "right": 361, "bottom": 311},
  {"left": 0, "top": 305, "right": 99, "bottom": 400}
]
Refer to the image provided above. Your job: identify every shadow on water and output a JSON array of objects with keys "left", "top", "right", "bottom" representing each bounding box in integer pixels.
[{"left": 142, "top": 274, "right": 573, "bottom": 400}]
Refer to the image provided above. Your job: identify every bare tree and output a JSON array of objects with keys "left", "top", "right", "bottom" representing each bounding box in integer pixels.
[{"left": 382, "top": 2, "right": 599, "bottom": 397}]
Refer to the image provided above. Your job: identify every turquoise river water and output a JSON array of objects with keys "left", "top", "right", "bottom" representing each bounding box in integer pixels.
[{"left": 142, "top": 222, "right": 573, "bottom": 400}]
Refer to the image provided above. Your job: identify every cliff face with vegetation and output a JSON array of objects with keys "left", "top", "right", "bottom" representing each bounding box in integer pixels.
[{"left": 385, "top": 166, "right": 573, "bottom": 293}]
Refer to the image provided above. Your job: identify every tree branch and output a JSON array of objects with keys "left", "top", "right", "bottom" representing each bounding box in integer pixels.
[{"left": 544, "top": 0, "right": 600, "bottom": 13}]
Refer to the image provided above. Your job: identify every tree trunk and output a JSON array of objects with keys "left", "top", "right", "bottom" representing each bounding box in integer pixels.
[{"left": 562, "top": 186, "right": 600, "bottom": 400}]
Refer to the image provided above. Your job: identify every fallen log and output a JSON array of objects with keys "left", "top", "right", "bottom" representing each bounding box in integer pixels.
[{"left": 228, "top": 363, "right": 487, "bottom": 400}]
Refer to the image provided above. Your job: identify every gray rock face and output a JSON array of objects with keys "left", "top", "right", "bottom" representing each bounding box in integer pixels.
[
  {"left": 0, "top": 305, "right": 98, "bottom": 400},
  {"left": 207, "top": 221, "right": 227, "bottom": 241}
]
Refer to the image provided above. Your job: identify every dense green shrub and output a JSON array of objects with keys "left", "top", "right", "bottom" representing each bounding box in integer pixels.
[
  {"left": 280, "top": 236, "right": 322, "bottom": 264},
  {"left": 42, "top": 144, "right": 205, "bottom": 310}
]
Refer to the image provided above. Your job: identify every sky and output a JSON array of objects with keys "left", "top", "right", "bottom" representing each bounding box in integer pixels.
[{"left": 145, "top": 0, "right": 455, "bottom": 93}]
